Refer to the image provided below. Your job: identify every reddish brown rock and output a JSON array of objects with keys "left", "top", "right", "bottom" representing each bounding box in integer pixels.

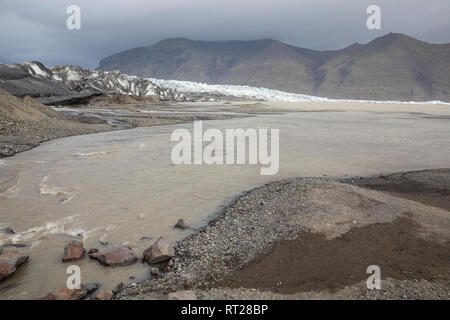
[
  {"left": 89, "top": 246, "right": 137, "bottom": 267},
  {"left": 62, "top": 240, "right": 86, "bottom": 262},
  {"left": 143, "top": 237, "right": 175, "bottom": 264},
  {"left": 95, "top": 290, "right": 113, "bottom": 300},
  {"left": 39, "top": 287, "right": 88, "bottom": 300},
  {"left": 0, "top": 249, "right": 29, "bottom": 282}
]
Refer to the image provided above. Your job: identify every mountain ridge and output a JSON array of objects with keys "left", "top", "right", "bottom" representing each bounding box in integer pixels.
[{"left": 99, "top": 33, "right": 450, "bottom": 101}]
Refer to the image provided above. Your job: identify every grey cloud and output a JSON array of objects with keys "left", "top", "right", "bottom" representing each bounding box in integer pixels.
[{"left": 0, "top": 0, "right": 449, "bottom": 69}]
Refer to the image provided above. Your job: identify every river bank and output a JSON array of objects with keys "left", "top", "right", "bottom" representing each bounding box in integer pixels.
[
  {"left": 0, "top": 89, "right": 247, "bottom": 158},
  {"left": 117, "top": 170, "right": 450, "bottom": 300}
]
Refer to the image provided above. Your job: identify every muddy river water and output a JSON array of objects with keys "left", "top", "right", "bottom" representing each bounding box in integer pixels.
[{"left": 1, "top": 102, "right": 449, "bottom": 299}]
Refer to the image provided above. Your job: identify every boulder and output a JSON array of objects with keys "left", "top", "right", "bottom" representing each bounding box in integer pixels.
[
  {"left": 0, "top": 249, "right": 29, "bottom": 282},
  {"left": 95, "top": 290, "right": 113, "bottom": 300},
  {"left": 143, "top": 237, "right": 175, "bottom": 264},
  {"left": 89, "top": 246, "right": 137, "bottom": 267},
  {"left": 62, "top": 240, "right": 86, "bottom": 262},
  {"left": 39, "top": 287, "right": 87, "bottom": 300},
  {"left": 168, "top": 290, "right": 197, "bottom": 300},
  {"left": 174, "top": 219, "right": 188, "bottom": 230}
]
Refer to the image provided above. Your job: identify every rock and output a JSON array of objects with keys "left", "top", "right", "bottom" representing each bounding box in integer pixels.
[
  {"left": 89, "top": 246, "right": 138, "bottom": 267},
  {"left": 62, "top": 240, "right": 86, "bottom": 262},
  {"left": 143, "top": 237, "right": 175, "bottom": 264},
  {"left": 174, "top": 219, "right": 188, "bottom": 230},
  {"left": 95, "top": 290, "right": 113, "bottom": 300},
  {"left": 88, "top": 248, "right": 99, "bottom": 254},
  {"left": 0, "top": 249, "right": 29, "bottom": 282},
  {"left": 168, "top": 290, "right": 197, "bottom": 300},
  {"left": 84, "top": 282, "right": 100, "bottom": 295},
  {"left": 151, "top": 267, "right": 160, "bottom": 276},
  {"left": 39, "top": 287, "right": 88, "bottom": 300},
  {"left": 112, "top": 282, "right": 124, "bottom": 294},
  {"left": 0, "top": 227, "right": 16, "bottom": 235}
]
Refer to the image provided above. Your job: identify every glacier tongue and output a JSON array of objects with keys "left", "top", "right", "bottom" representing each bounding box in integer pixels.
[
  {"left": 148, "top": 78, "right": 327, "bottom": 102},
  {"left": 148, "top": 78, "right": 450, "bottom": 105}
]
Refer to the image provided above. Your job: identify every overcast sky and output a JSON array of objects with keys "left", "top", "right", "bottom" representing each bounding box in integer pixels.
[{"left": 1, "top": 0, "right": 449, "bottom": 69}]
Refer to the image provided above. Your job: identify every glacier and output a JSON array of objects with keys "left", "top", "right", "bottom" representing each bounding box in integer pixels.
[{"left": 148, "top": 78, "right": 450, "bottom": 105}]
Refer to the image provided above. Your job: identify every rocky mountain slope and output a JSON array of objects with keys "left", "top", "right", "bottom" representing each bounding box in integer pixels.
[
  {"left": 99, "top": 33, "right": 450, "bottom": 102},
  {"left": 0, "top": 62, "right": 186, "bottom": 105}
]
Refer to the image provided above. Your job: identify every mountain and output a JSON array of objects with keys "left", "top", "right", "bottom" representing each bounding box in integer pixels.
[{"left": 99, "top": 33, "right": 450, "bottom": 102}]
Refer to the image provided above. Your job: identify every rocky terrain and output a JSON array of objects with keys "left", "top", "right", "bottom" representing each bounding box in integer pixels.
[
  {"left": 114, "top": 170, "right": 449, "bottom": 300},
  {"left": 99, "top": 33, "right": 450, "bottom": 102}
]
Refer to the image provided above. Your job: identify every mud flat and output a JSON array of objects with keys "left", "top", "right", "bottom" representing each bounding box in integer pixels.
[{"left": 117, "top": 169, "right": 450, "bottom": 300}]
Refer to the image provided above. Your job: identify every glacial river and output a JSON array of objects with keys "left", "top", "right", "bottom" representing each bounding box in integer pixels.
[{"left": 1, "top": 102, "right": 449, "bottom": 299}]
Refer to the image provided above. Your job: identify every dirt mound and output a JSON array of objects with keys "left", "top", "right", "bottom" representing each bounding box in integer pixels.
[
  {"left": 0, "top": 88, "right": 58, "bottom": 121},
  {"left": 0, "top": 88, "right": 113, "bottom": 157},
  {"left": 216, "top": 215, "right": 450, "bottom": 294}
]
